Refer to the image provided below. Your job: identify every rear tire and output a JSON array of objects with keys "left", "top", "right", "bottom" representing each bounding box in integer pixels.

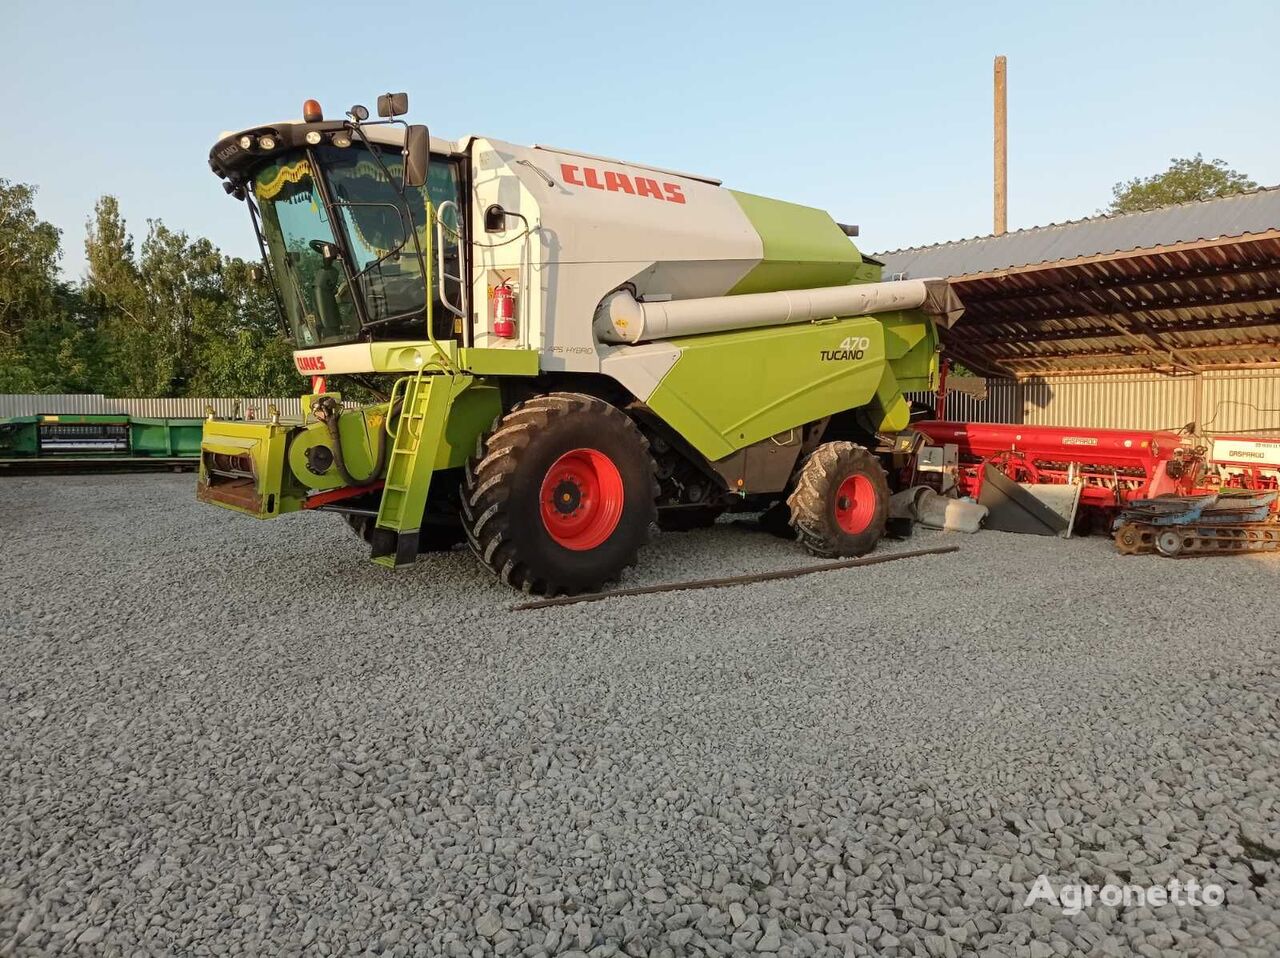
[
  {"left": 461, "top": 393, "right": 658, "bottom": 595},
  {"left": 787, "top": 442, "right": 889, "bottom": 558}
]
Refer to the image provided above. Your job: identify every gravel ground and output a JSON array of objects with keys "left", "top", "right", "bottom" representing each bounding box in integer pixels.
[{"left": 2, "top": 474, "right": 1279, "bottom": 957}]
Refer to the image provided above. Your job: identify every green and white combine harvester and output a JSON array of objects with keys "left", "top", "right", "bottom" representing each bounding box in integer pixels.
[{"left": 199, "top": 93, "right": 962, "bottom": 595}]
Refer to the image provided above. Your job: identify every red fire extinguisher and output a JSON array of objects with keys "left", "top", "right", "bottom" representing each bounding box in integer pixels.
[{"left": 491, "top": 282, "right": 516, "bottom": 339}]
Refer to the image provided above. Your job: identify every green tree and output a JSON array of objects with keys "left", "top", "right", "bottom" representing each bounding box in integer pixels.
[
  {"left": 0, "top": 179, "right": 104, "bottom": 393},
  {"left": 0, "top": 331, "right": 36, "bottom": 392},
  {"left": 0, "top": 179, "right": 61, "bottom": 334},
  {"left": 0, "top": 179, "right": 61, "bottom": 390},
  {"left": 1108, "top": 154, "right": 1257, "bottom": 214},
  {"left": 7, "top": 181, "right": 300, "bottom": 399},
  {"left": 137, "top": 220, "right": 224, "bottom": 393},
  {"left": 82, "top": 193, "right": 298, "bottom": 398},
  {"left": 14, "top": 285, "right": 105, "bottom": 393},
  {"left": 189, "top": 256, "right": 298, "bottom": 397},
  {"left": 83, "top": 195, "right": 164, "bottom": 396}
]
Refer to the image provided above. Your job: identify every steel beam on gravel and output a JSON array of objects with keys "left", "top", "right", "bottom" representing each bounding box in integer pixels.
[{"left": 512, "top": 544, "right": 960, "bottom": 611}]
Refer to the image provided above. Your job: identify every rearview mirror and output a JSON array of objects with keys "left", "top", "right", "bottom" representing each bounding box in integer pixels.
[
  {"left": 484, "top": 204, "right": 508, "bottom": 233},
  {"left": 404, "top": 124, "right": 430, "bottom": 189},
  {"left": 309, "top": 239, "right": 340, "bottom": 266},
  {"left": 377, "top": 92, "right": 409, "bottom": 118}
]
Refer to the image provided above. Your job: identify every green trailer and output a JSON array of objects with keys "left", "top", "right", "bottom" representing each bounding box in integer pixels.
[{"left": 0, "top": 414, "right": 204, "bottom": 470}]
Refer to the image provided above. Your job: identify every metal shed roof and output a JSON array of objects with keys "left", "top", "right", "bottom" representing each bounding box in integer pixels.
[
  {"left": 874, "top": 189, "right": 1280, "bottom": 377},
  {"left": 877, "top": 186, "right": 1280, "bottom": 278}
]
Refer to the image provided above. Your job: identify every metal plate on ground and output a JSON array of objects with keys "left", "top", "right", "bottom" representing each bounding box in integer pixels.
[
  {"left": 1020, "top": 482, "right": 1083, "bottom": 538},
  {"left": 977, "top": 464, "right": 1072, "bottom": 537}
]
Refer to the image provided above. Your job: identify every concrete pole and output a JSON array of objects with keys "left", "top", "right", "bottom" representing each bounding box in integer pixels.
[{"left": 994, "top": 55, "right": 1008, "bottom": 236}]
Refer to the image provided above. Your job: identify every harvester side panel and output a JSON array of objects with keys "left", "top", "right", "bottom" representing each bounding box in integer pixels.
[
  {"left": 643, "top": 312, "right": 936, "bottom": 462},
  {"left": 288, "top": 409, "right": 383, "bottom": 491}
]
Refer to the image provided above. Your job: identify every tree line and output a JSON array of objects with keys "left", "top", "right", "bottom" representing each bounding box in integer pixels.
[{"left": 0, "top": 179, "right": 297, "bottom": 397}]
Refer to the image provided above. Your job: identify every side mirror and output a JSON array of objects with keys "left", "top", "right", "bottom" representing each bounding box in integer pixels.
[
  {"left": 484, "top": 204, "right": 508, "bottom": 233},
  {"left": 377, "top": 92, "right": 409, "bottom": 118},
  {"left": 309, "top": 239, "right": 340, "bottom": 266},
  {"left": 404, "top": 124, "right": 430, "bottom": 189}
]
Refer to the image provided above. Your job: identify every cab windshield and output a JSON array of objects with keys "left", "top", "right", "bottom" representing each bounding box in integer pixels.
[
  {"left": 251, "top": 144, "right": 461, "bottom": 348},
  {"left": 252, "top": 154, "right": 360, "bottom": 347}
]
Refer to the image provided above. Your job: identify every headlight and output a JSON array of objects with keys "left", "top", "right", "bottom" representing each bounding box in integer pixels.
[
  {"left": 258, "top": 134, "right": 278, "bottom": 151},
  {"left": 305, "top": 131, "right": 322, "bottom": 145},
  {"left": 396, "top": 347, "right": 424, "bottom": 369},
  {"left": 238, "top": 135, "right": 253, "bottom": 149},
  {"left": 332, "top": 131, "right": 352, "bottom": 148}
]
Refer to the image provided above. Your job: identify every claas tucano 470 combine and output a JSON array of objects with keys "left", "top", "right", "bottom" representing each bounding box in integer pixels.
[{"left": 200, "top": 93, "right": 962, "bottom": 595}]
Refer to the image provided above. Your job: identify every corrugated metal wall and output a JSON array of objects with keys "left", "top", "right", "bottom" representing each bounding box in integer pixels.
[
  {"left": 921, "top": 371, "right": 1280, "bottom": 436},
  {"left": 1199, "top": 373, "right": 1280, "bottom": 434},
  {"left": 0, "top": 394, "right": 309, "bottom": 419},
  {"left": 1019, "top": 375, "right": 1201, "bottom": 433}
]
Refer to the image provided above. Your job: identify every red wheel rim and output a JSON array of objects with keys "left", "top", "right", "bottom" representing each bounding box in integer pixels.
[
  {"left": 834, "top": 474, "right": 876, "bottom": 534},
  {"left": 539, "top": 448, "right": 625, "bottom": 551}
]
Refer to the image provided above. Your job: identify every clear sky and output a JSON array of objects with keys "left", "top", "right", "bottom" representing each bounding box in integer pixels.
[{"left": 5, "top": 0, "right": 1277, "bottom": 279}]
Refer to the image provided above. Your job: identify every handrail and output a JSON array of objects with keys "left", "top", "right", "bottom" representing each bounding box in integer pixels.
[
  {"left": 414, "top": 201, "right": 455, "bottom": 373},
  {"left": 384, "top": 376, "right": 407, "bottom": 439},
  {"left": 435, "top": 200, "right": 467, "bottom": 320}
]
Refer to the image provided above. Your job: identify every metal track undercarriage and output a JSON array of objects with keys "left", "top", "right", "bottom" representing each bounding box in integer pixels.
[{"left": 1114, "top": 519, "right": 1280, "bottom": 557}]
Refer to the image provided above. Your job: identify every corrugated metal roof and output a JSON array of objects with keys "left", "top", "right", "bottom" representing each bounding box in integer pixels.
[
  {"left": 875, "top": 186, "right": 1280, "bottom": 279},
  {"left": 935, "top": 234, "right": 1280, "bottom": 376},
  {"left": 869, "top": 189, "right": 1280, "bottom": 377}
]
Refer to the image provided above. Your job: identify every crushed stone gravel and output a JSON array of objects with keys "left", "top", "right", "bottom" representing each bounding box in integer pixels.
[{"left": 2, "top": 474, "right": 1279, "bottom": 956}]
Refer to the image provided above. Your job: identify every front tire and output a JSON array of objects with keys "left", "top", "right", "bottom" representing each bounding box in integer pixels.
[
  {"left": 461, "top": 393, "right": 658, "bottom": 595},
  {"left": 787, "top": 442, "right": 889, "bottom": 558}
]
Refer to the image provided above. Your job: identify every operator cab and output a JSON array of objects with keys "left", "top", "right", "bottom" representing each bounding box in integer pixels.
[{"left": 209, "top": 96, "right": 464, "bottom": 351}]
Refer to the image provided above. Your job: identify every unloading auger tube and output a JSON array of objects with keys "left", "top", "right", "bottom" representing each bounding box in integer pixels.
[
  {"left": 311, "top": 395, "right": 402, "bottom": 487},
  {"left": 594, "top": 278, "right": 964, "bottom": 344}
]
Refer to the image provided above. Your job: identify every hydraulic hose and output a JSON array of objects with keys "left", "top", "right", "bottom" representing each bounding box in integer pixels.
[{"left": 312, "top": 396, "right": 402, "bottom": 487}]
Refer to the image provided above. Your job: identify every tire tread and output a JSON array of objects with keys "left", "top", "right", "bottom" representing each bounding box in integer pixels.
[
  {"left": 786, "top": 442, "right": 889, "bottom": 559},
  {"left": 460, "top": 392, "right": 659, "bottom": 595}
]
